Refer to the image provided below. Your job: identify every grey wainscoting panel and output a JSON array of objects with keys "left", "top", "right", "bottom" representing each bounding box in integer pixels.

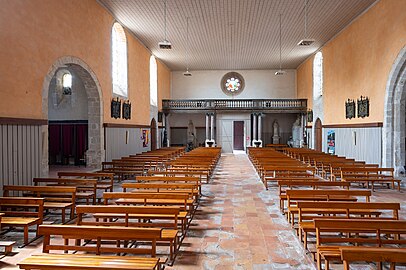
[
  {"left": 0, "top": 124, "right": 42, "bottom": 188},
  {"left": 105, "top": 127, "right": 150, "bottom": 162},
  {"left": 322, "top": 127, "right": 382, "bottom": 166}
]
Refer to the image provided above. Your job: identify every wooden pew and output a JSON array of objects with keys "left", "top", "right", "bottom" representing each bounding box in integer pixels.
[
  {"left": 76, "top": 205, "right": 180, "bottom": 261},
  {"left": 340, "top": 247, "right": 406, "bottom": 270},
  {"left": 277, "top": 180, "right": 351, "bottom": 212},
  {"left": 122, "top": 182, "right": 199, "bottom": 201},
  {"left": 33, "top": 177, "right": 97, "bottom": 204},
  {"left": 314, "top": 219, "right": 406, "bottom": 270},
  {"left": 3, "top": 185, "right": 76, "bottom": 223},
  {"left": 297, "top": 202, "right": 400, "bottom": 250},
  {"left": 103, "top": 192, "right": 194, "bottom": 215},
  {"left": 57, "top": 171, "right": 115, "bottom": 193},
  {"left": 135, "top": 176, "right": 202, "bottom": 195},
  {"left": 0, "top": 197, "right": 44, "bottom": 245},
  {"left": 39, "top": 224, "right": 162, "bottom": 256},
  {"left": 18, "top": 254, "right": 160, "bottom": 270},
  {"left": 340, "top": 167, "right": 401, "bottom": 191},
  {"left": 285, "top": 189, "right": 372, "bottom": 225},
  {"left": 0, "top": 213, "right": 16, "bottom": 255}
]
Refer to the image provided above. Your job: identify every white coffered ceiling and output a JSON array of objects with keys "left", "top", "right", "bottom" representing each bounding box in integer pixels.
[{"left": 98, "top": 0, "right": 377, "bottom": 71}]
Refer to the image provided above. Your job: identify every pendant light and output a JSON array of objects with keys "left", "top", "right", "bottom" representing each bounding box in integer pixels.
[
  {"left": 297, "top": 0, "right": 314, "bottom": 46},
  {"left": 158, "top": 0, "right": 172, "bottom": 49},
  {"left": 275, "top": 14, "right": 285, "bottom": 75},
  {"left": 183, "top": 17, "right": 192, "bottom": 76}
]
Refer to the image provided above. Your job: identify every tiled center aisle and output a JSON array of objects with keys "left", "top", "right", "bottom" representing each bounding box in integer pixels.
[{"left": 168, "top": 153, "right": 316, "bottom": 270}]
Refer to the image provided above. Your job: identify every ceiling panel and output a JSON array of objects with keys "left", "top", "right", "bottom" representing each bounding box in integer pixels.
[{"left": 98, "top": 0, "right": 377, "bottom": 71}]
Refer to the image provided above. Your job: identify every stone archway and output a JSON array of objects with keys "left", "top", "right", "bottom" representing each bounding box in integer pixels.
[
  {"left": 383, "top": 46, "right": 406, "bottom": 174},
  {"left": 41, "top": 56, "right": 104, "bottom": 175},
  {"left": 150, "top": 118, "right": 157, "bottom": 151}
]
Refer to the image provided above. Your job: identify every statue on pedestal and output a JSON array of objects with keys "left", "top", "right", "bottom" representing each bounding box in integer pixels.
[
  {"left": 187, "top": 120, "right": 197, "bottom": 150},
  {"left": 292, "top": 116, "right": 301, "bottom": 148},
  {"left": 272, "top": 120, "right": 280, "bottom": 144}
]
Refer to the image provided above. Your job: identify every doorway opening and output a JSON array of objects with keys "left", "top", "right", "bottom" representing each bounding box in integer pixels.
[
  {"left": 151, "top": 118, "right": 157, "bottom": 151},
  {"left": 233, "top": 121, "right": 244, "bottom": 151},
  {"left": 315, "top": 118, "right": 322, "bottom": 151}
]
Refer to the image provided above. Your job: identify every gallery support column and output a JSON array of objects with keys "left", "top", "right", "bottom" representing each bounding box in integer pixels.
[
  {"left": 252, "top": 113, "right": 262, "bottom": 147},
  {"left": 205, "top": 112, "right": 215, "bottom": 147}
]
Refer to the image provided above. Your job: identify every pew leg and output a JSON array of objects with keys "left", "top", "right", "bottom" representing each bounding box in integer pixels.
[
  {"left": 303, "top": 232, "right": 308, "bottom": 250},
  {"left": 23, "top": 226, "right": 28, "bottom": 245},
  {"left": 61, "top": 209, "right": 66, "bottom": 224},
  {"left": 317, "top": 252, "right": 322, "bottom": 270}
]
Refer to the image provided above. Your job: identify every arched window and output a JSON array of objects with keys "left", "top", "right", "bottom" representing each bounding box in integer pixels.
[
  {"left": 62, "top": 72, "right": 72, "bottom": 95},
  {"left": 313, "top": 51, "right": 323, "bottom": 98},
  {"left": 62, "top": 73, "right": 72, "bottom": 88},
  {"left": 112, "top": 22, "right": 128, "bottom": 97},
  {"left": 150, "top": 55, "right": 158, "bottom": 106}
]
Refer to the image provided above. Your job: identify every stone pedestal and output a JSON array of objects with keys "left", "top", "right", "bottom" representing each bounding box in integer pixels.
[{"left": 272, "top": 136, "right": 280, "bottom": 144}]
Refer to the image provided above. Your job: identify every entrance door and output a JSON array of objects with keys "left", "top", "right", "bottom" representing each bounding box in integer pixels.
[
  {"left": 315, "top": 118, "right": 322, "bottom": 151},
  {"left": 233, "top": 121, "right": 244, "bottom": 150}
]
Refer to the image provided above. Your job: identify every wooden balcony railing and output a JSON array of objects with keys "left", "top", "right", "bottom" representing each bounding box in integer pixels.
[{"left": 162, "top": 99, "right": 307, "bottom": 112}]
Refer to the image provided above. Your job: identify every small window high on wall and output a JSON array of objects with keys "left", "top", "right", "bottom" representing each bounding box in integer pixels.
[
  {"left": 313, "top": 51, "right": 323, "bottom": 98},
  {"left": 150, "top": 55, "right": 158, "bottom": 106},
  {"left": 112, "top": 22, "right": 128, "bottom": 97}
]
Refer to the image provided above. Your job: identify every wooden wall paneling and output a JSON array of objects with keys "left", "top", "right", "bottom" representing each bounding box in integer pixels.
[
  {"left": 17, "top": 125, "right": 23, "bottom": 185},
  {"left": 0, "top": 126, "right": 3, "bottom": 184},
  {"left": 7, "top": 125, "right": 13, "bottom": 184},
  {"left": 11, "top": 125, "right": 17, "bottom": 183},
  {"left": 34, "top": 126, "right": 40, "bottom": 178}
]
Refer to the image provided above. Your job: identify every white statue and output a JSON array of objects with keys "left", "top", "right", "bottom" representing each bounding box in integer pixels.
[
  {"left": 187, "top": 120, "right": 197, "bottom": 148},
  {"left": 292, "top": 116, "right": 301, "bottom": 148},
  {"left": 272, "top": 120, "right": 280, "bottom": 144}
]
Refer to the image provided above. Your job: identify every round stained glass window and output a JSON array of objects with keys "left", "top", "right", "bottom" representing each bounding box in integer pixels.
[{"left": 221, "top": 72, "right": 245, "bottom": 96}]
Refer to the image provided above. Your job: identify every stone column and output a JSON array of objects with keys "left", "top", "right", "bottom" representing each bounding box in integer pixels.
[{"left": 253, "top": 113, "right": 257, "bottom": 141}]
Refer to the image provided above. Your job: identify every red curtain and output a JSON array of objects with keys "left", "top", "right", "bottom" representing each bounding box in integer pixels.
[
  {"left": 76, "top": 124, "right": 88, "bottom": 161},
  {"left": 62, "top": 125, "right": 74, "bottom": 157},
  {"left": 49, "top": 124, "right": 61, "bottom": 156}
]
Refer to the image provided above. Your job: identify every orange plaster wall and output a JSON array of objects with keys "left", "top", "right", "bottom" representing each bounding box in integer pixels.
[
  {"left": 157, "top": 60, "right": 171, "bottom": 112},
  {"left": 0, "top": 0, "right": 155, "bottom": 125},
  {"left": 297, "top": 56, "right": 314, "bottom": 109},
  {"left": 297, "top": 0, "right": 406, "bottom": 125}
]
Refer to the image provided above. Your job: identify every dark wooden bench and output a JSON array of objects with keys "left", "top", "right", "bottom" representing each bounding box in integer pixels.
[
  {"left": 3, "top": 185, "right": 76, "bottom": 223},
  {"left": 0, "top": 197, "right": 44, "bottom": 246}
]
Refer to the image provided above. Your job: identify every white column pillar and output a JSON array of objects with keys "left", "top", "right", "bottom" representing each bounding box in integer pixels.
[
  {"left": 253, "top": 113, "right": 257, "bottom": 141},
  {"left": 205, "top": 113, "right": 210, "bottom": 141},
  {"left": 210, "top": 113, "right": 214, "bottom": 141},
  {"left": 258, "top": 113, "right": 262, "bottom": 141}
]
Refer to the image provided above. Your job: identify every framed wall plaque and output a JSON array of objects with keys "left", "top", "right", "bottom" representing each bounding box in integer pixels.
[
  {"left": 122, "top": 100, "right": 131, "bottom": 120},
  {"left": 345, "top": 99, "right": 355, "bottom": 119},
  {"left": 357, "top": 96, "right": 369, "bottom": 118},
  {"left": 111, "top": 97, "right": 121, "bottom": 119}
]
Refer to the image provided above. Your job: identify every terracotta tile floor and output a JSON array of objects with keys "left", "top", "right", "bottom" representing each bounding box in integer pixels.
[{"left": 1, "top": 153, "right": 405, "bottom": 269}]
